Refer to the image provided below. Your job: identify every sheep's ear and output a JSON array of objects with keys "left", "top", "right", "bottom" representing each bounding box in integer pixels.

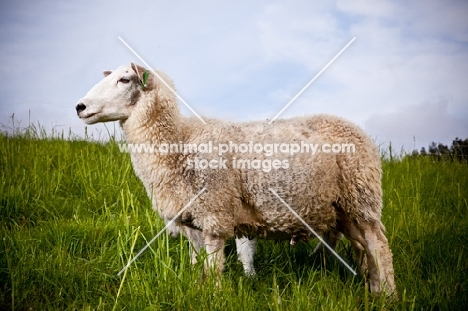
[
  {"left": 131, "top": 62, "right": 154, "bottom": 90},
  {"left": 103, "top": 70, "right": 112, "bottom": 77}
]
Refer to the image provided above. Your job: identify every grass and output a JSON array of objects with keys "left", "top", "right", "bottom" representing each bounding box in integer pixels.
[{"left": 1, "top": 127, "right": 467, "bottom": 310}]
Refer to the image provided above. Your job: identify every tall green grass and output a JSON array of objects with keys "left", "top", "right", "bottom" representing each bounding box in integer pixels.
[{"left": 1, "top": 128, "right": 467, "bottom": 310}]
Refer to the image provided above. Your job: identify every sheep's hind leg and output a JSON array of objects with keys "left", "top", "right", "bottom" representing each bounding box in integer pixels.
[
  {"left": 349, "top": 238, "right": 367, "bottom": 275},
  {"left": 340, "top": 217, "right": 396, "bottom": 297},
  {"left": 311, "top": 228, "right": 368, "bottom": 275},
  {"left": 311, "top": 229, "right": 343, "bottom": 255},
  {"left": 362, "top": 221, "right": 396, "bottom": 297}
]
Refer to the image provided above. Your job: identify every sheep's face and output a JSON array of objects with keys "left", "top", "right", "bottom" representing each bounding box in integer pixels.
[{"left": 76, "top": 63, "right": 153, "bottom": 124}]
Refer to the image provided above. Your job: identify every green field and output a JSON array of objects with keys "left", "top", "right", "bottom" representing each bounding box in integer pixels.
[{"left": 1, "top": 128, "right": 467, "bottom": 310}]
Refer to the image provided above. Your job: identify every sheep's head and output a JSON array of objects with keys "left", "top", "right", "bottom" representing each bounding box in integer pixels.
[{"left": 75, "top": 63, "right": 155, "bottom": 124}]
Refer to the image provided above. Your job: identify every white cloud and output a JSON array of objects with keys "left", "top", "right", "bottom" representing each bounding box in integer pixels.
[
  {"left": 257, "top": 2, "right": 346, "bottom": 68},
  {"left": 253, "top": 1, "right": 468, "bottom": 134},
  {"left": 365, "top": 97, "right": 468, "bottom": 151},
  {"left": 336, "top": 0, "right": 397, "bottom": 18},
  {"left": 401, "top": 0, "right": 468, "bottom": 42}
]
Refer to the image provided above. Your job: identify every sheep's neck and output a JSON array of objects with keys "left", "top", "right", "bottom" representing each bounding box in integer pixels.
[
  {"left": 120, "top": 90, "right": 184, "bottom": 196},
  {"left": 122, "top": 91, "right": 182, "bottom": 145}
]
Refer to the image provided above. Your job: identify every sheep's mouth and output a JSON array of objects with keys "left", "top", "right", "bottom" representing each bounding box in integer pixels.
[
  {"left": 80, "top": 112, "right": 97, "bottom": 119},
  {"left": 79, "top": 111, "right": 101, "bottom": 124}
]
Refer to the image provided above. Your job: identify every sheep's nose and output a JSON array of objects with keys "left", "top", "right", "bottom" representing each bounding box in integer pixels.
[{"left": 76, "top": 103, "right": 86, "bottom": 114}]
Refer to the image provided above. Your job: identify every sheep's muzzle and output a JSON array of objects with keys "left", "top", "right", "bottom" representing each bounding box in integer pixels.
[{"left": 76, "top": 103, "right": 86, "bottom": 115}]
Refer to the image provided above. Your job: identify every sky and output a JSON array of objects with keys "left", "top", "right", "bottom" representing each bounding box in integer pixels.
[{"left": 1, "top": 0, "right": 467, "bottom": 152}]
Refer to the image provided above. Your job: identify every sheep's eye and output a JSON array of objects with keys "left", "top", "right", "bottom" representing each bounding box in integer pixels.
[{"left": 119, "top": 77, "right": 130, "bottom": 84}]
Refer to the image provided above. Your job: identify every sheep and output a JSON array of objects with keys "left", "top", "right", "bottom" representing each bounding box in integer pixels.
[
  {"left": 76, "top": 63, "right": 396, "bottom": 296},
  {"left": 167, "top": 110, "right": 387, "bottom": 277}
]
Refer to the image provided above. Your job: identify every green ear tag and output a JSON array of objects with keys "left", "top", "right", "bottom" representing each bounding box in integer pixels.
[{"left": 142, "top": 71, "right": 149, "bottom": 88}]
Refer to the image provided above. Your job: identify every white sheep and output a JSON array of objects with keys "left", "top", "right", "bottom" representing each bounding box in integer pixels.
[{"left": 76, "top": 63, "right": 396, "bottom": 296}]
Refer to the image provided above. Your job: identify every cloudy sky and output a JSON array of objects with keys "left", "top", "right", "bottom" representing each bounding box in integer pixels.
[{"left": 1, "top": 0, "right": 467, "bottom": 152}]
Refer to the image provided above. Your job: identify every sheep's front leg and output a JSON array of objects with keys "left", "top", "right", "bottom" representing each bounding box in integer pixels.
[
  {"left": 235, "top": 237, "right": 256, "bottom": 276},
  {"left": 204, "top": 234, "right": 226, "bottom": 277},
  {"left": 182, "top": 226, "right": 204, "bottom": 264},
  {"left": 164, "top": 217, "right": 182, "bottom": 238}
]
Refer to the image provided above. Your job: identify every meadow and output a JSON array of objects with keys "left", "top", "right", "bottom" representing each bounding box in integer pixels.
[{"left": 1, "top": 126, "right": 467, "bottom": 310}]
